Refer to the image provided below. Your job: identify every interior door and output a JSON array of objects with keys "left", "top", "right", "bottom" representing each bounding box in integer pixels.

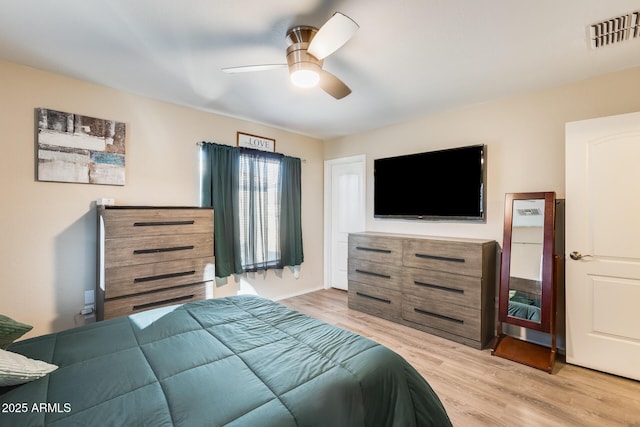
[
  {"left": 324, "top": 156, "right": 365, "bottom": 290},
  {"left": 565, "top": 111, "right": 640, "bottom": 381}
]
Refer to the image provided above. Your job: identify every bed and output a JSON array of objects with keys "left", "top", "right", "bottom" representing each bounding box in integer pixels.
[{"left": 1, "top": 295, "right": 451, "bottom": 426}]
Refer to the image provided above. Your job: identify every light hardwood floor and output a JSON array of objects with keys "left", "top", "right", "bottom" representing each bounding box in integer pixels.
[{"left": 280, "top": 289, "right": 640, "bottom": 427}]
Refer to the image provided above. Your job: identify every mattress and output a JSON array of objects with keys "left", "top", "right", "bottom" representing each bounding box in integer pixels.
[{"left": 0, "top": 295, "right": 451, "bottom": 426}]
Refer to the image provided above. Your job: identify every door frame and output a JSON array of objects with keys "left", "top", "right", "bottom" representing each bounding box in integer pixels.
[{"left": 323, "top": 155, "right": 366, "bottom": 289}]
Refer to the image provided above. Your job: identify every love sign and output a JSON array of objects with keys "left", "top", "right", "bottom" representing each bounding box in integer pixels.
[{"left": 237, "top": 132, "right": 276, "bottom": 152}]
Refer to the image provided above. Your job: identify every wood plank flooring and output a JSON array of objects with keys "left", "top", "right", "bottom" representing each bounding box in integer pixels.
[{"left": 280, "top": 289, "right": 640, "bottom": 426}]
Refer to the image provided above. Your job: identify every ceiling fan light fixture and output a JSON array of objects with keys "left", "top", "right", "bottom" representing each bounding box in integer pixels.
[
  {"left": 291, "top": 69, "right": 320, "bottom": 88},
  {"left": 290, "top": 63, "right": 320, "bottom": 88}
]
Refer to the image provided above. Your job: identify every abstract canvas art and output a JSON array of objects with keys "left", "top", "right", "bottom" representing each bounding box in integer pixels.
[{"left": 36, "top": 108, "right": 126, "bottom": 185}]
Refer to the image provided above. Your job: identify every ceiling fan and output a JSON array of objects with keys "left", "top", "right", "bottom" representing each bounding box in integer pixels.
[{"left": 222, "top": 12, "right": 359, "bottom": 99}]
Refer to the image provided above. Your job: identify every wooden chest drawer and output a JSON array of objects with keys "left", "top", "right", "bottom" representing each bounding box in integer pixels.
[
  {"left": 403, "top": 238, "right": 484, "bottom": 277},
  {"left": 97, "top": 206, "right": 215, "bottom": 321},
  {"left": 104, "top": 283, "right": 209, "bottom": 320},
  {"left": 102, "top": 208, "right": 213, "bottom": 238},
  {"left": 402, "top": 294, "right": 481, "bottom": 341},
  {"left": 346, "top": 231, "right": 496, "bottom": 349},
  {"left": 348, "top": 282, "right": 402, "bottom": 322},
  {"left": 105, "top": 257, "right": 215, "bottom": 299},
  {"left": 349, "top": 234, "right": 403, "bottom": 265},
  {"left": 104, "top": 233, "right": 214, "bottom": 268},
  {"left": 348, "top": 259, "right": 403, "bottom": 291},
  {"left": 403, "top": 268, "right": 482, "bottom": 309}
]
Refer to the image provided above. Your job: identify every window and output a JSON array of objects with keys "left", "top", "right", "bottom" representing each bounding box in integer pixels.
[
  {"left": 237, "top": 152, "right": 281, "bottom": 271},
  {"left": 200, "top": 142, "right": 303, "bottom": 278}
]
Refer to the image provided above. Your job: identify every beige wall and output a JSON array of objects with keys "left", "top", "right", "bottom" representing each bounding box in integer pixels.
[
  {"left": 324, "top": 66, "right": 640, "bottom": 245},
  {"left": 0, "top": 60, "right": 324, "bottom": 338}
]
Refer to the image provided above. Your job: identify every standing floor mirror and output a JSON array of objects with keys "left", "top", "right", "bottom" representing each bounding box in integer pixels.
[{"left": 492, "top": 192, "right": 557, "bottom": 373}]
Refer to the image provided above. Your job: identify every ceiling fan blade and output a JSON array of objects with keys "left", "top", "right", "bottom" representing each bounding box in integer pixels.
[
  {"left": 308, "top": 12, "right": 359, "bottom": 60},
  {"left": 319, "top": 70, "right": 351, "bottom": 99},
  {"left": 222, "top": 64, "right": 287, "bottom": 73}
]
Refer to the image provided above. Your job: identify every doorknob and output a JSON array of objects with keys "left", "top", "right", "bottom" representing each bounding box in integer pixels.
[{"left": 570, "top": 251, "right": 593, "bottom": 260}]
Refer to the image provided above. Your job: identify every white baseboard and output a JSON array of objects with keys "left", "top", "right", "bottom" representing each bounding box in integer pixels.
[{"left": 272, "top": 285, "right": 325, "bottom": 302}]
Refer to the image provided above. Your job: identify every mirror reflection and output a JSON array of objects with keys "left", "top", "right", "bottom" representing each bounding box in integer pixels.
[{"left": 507, "top": 199, "right": 545, "bottom": 323}]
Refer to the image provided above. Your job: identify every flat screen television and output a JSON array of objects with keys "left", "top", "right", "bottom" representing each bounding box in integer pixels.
[{"left": 374, "top": 144, "right": 486, "bottom": 221}]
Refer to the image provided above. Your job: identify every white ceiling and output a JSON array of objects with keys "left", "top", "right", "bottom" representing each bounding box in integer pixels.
[{"left": 1, "top": 0, "right": 639, "bottom": 139}]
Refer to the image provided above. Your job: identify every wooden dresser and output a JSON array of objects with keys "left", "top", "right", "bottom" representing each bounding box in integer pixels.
[
  {"left": 348, "top": 232, "right": 496, "bottom": 349},
  {"left": 96, "top": 206, "right": 215, "bottom": 320}
]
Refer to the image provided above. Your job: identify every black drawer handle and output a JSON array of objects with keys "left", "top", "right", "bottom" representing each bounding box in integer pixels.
[
  {"left": 355, "top": 269, "right": 391, "bottom": 279},
  {"left": 133, "top": 245, "right": 195, "bottom": 255},
  {"left": 133, "top": 294, "right": 195, "bottom": 311},
  {"left": 414, "top": 308, "right": 464, "bottom": 324},
  {"left": 355, "top": 246, "right": 392, "bottom": 254},
  {"left": 356, "top": 292, "right": 391, "bottom": 304},
  {"left": 133, "top": 220, "right": 195, "bottom": 227},
  {"left": 134, "top": 270, "right": 196, "bottom": 284},
  {"left": 414, "top": 281, "right": 464, "bottom": 294},
  {"left": 415, "top": 253, "right": 465, "bottom": 263}
]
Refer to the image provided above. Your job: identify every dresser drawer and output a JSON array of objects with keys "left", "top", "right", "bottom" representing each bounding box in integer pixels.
[
  {"left": 402, "top": 294, "right": 481, "bottom": 340},
  {"left": 348, "top": 282, "right": 402, "bottom": 322},
  {"left": 403, "top": 269, "right": 481, "bottom": 309},
  {"left": 403, "top": 239, "right": 484, "bottom": 277},
  {"left": 348, "top": 259, "right": 403, "bottom": 291},
  {"left": 349, "top": 234, "right": 403, "bottom": 265},
  {"left": 104, "top": 233, "right": 214, "bottom": 268},
  {"left": 103, "top": 283, "right": 209, "bottom": 320},
  {"left": 105, "top": 257, "right": 215, "bottom": 299},
  {"left": 103, "top": 208, "right": 213, "bottom": 238}
]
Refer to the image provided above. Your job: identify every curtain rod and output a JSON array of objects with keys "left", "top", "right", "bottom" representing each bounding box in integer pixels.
[{"left": 196, "top": 141, "right": 306, "bottom": 163}]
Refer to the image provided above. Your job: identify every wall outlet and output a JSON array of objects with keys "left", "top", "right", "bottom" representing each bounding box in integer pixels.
[{"left": 96, "top": 198, "right": 115, "bottom": 206}]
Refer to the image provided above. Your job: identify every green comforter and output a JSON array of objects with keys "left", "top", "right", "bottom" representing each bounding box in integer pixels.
[{"left": 1, "top": 295, "right": 451, "bottom": 426}]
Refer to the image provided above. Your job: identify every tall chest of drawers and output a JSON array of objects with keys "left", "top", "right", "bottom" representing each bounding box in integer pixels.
[
  {"left": 348, "top": 232, "right": 496, "bottom": 349},
  {"left": 96, "top": 206, "right": 215, "bottom": 320}
]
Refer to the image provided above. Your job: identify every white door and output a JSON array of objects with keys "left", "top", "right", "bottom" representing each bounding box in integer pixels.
[
  {"left": 324, "top": 156, "right": 365, "bottom": 290},
  {"left": 565, "top": 111, "right": 640, "bottom": 381}
]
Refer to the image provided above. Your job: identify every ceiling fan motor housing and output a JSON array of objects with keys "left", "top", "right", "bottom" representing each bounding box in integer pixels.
[{"left": 286, "top": 26, "right": 323, "bottom": 75}]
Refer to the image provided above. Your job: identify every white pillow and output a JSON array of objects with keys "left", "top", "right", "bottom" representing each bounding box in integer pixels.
[{"left": 0, "top": 348, "right": 58, "bottom": 386}]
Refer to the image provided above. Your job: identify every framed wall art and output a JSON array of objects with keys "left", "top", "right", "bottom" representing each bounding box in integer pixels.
[{"left": 36, "top": 108, "right": 126, "bottom": 185}]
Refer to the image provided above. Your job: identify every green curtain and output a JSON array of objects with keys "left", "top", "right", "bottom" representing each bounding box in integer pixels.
[
  {"left": 279, "top": 155, "right": 304, "bottom": 267},
  {"left": 200, "top": 142, "right": 304, "bottom": 277},
  {"left": 200, "top": 142, "right": 243, "bottom": 278}
]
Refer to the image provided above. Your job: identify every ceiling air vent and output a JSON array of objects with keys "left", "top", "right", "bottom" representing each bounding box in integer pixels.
[
  {"left": 516, "top": 208, "right": 542, "bottom": 216},
  {"left": 589, "top": 10, "right": 640, "bottom": 49}
]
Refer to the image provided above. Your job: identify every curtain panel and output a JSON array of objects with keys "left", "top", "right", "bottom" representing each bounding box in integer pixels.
[
  {"left": 200, "top": 142, "right": 303, "bottom": 278},
  {"left": 201, "top": 143, "right": 243, "bottom": 278},
  {"left": 279, "top": 156, "right": 304, "bottom": 267}
]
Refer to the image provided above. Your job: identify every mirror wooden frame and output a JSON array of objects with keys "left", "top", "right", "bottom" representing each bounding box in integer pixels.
[{"left": 492, "top": 191, "right": 557, "bottom": 373}]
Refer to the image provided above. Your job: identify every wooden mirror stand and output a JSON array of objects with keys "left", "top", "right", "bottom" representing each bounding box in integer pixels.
[{"left": 492, "top": 192, "right": 557, "bottom": 373}]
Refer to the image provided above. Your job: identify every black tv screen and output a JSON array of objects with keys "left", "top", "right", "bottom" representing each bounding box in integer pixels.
[{"left": 374, "top": 144, "right": 486, "bottom": 221}]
